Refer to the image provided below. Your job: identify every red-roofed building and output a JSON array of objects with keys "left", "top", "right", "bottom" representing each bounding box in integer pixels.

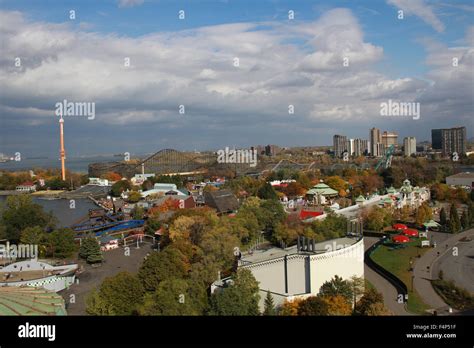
[{"left": 15, "top": 181, "right": 36, "bottom": 192}]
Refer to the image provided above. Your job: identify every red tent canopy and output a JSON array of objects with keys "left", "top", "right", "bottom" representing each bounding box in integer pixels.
[
  {"left": 393, "top": 223, "right": 408, "bottom": 230},
  {"left": 299, "top": 210, "right": 323, "bottom": 220},
  {"left": 392, "top": 235, "right": 410, "bottom": 243},
  {"left": 402, "top": 229, "right": 418, "bottom": 237}
]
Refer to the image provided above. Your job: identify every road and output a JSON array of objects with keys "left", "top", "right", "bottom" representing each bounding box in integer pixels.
[
  {"left": 364, "top": 237, "right": 411, "bottom": 315},
  {"left": 61, "top": 244, "right": 153, "bottom": 315},
  {"left": 432, "top": 237, "right": 474, "bottom": 293},
  {"left": 413, "top": 228, "right": 474, "bottom": 315}
]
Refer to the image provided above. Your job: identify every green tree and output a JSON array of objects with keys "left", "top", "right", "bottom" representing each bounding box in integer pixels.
[
  {"left": 86, "top": 272, "right": 144, "bottom": 315},
  {"left": 318, "top": 275, "right": 353, "bottom": 304},
  {"left": 46, "top": 228, "right": 76, "bottom": 258},
  {"left": 138, "top": 248, "right": 190, "bottom": 292},
  {"left": 111, "top": 180, "right": 132, "bottom": 197},
  {"left": 449, "top": 204, "right": 461, "bottom": 233},
  {"left": 461, "top": 210, "right": 470, "bottom": 229},
  {"left": 139, "top": 278, "right": 204, "bottom": 315},
  {"left": 263, "top": 291, "right": 276, "bottom": 316},
  {"left": 132, "top": 205, "right": 145, "bottom": 220},
  {"left": 127, "top": 191, "right": 142, "bottom": 203},
  {"left": 209, "top": 269, "right": 260, "bottom": 316},
  {"left": 79, "top": 237, "right": 103, "bottom": 264},
  {"left": 259, "top": 199, "right": 287, "bottom": 233},
  {"left": 1, "top": 195, "right": 55, "bottom": 241},
  {"left": 20, "top": 226, "right": 45, "bottom": 245},
  {"left": 439, "top": 207, "right": 447, "bottom": 226},
  {"left": 257, "top": 183, "right": 278, "bottom": 200},
  {"left": 297, "top": 296, "right": 329, "bottom": 316}
]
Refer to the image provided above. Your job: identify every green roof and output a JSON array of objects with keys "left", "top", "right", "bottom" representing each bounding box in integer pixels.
[
  {"left": 387, "top": 186, "right": 396, "bottom": 193},
  {"left": 307, "top": 183, "right": 338, "bottom": 196},
  {"left": 356, "top": 195, "right": 365, "bottom": 202},
  {"left": 0, "top": 286, "right": 67, "bottom": 316}
]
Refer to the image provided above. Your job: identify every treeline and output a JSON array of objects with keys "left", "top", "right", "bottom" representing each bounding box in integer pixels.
[{"left": 0, "top": 195, "right": 77, "bottom": 257}]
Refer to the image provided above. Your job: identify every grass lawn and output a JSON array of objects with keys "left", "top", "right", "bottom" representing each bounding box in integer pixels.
[{"left": 370, "top": 239, "right": 431, "bottom": 314}]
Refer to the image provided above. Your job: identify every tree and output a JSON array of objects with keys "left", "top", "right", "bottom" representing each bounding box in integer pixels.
[
  {"left": 363, "top": 302, "right": 392, "bottom": 316},
  {"left": 278, "top": 298, "right": 304, "bottom": 316},
  {"left": 263, "top": 291, "right": 276, "bottom": 316},
  {"left": 449, "top": 204, "right": 461, "bottom": 233},
  {"left": 86, "top": 272, "right": 144, "bottom": 315},
  {"left": 318, "top": 275, "right": 353, "bottom": 304},
  {"left": 259, "top": 199, "right": 287, "bottom": 234},
  {"left": 139, "top": 278, "right": 204, "bottom": 315},
  {"left": 131, "top": 205, "right": 144, "bottom": 220},
  {"left": 79, "top": 237, "right": 103, "bottom": 264},
  {"left": 138, "top": 248, "right": 190, "bottom": 292},
  {"left": 322, "top": 295, "right": 352, "bottom": 316},
  {"left": 461, "top": 210, "right": 470, "bottom": 229},
  {"left": 46, "top": 228, "right": 76, "bottom": 258},
  {"left": 111, "top": 180, "right": 132, "bottom": 197},
  {"left": 354, "top": 288, "right": 389, "bottom": 315},
  {"left": 439, "top": 207, "right": 447, "bottom": 226},
  {"left": 209, "top": 269, "right": 260, "bottom": 316},
  {"left": 325, "top": 176, "right": 348, "bottom": 197},
  {"left": 257, "top": 183, "right": 278, "bottom": 200},
  {"left": 297, "top": 296, "right": 329, "bottom": 316},
  {"left": 349, "top": 276, "right": 366, "bottom": 309},
  {"left": 1, "top": 195, "right": 55, "bottom": 241},
  {"left": 363, "top": 206, "right": 391, "bottom": 232},
  {"left": 127, "top": 191, "right": 142, "bottom": 203},
  {"left": 20, "top": 226, "right": 45, "bottom": 245}
]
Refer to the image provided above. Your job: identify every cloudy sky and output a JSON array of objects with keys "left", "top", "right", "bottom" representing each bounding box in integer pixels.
[{"left": 0, "top": 0, "right": 473, "bottom": 157}]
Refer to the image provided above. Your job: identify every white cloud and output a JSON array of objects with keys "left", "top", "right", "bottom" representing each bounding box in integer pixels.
[
  {"left": 387, "top": 0, "right": 445, "bottom": 32},
  {"left": 118, "top": 0, "right": 144, "bottom": 8},
  {"left": 0, "top": 9, "right": 471, "bottom": 153}
]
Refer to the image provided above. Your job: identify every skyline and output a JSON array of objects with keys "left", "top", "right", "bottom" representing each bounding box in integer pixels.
[{"left": 0, "top": 0, "right": 473, "bottom": 157}]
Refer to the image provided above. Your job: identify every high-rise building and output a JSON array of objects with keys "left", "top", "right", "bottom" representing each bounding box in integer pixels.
[
  {"left": 382, "top": 131, "right": 398, "bottom": 148},
  {"left": 403, "top": 137, "right": 417, "bottom": 156},
  {"left": 353, "top": 138, "right": 369, "bottom": 157},
  {"left": 346, "top": 139, "right": 355, "bottom": 156},
  {"left": 333, "top": 135, "right": 348, "bottom": 158},
  {"left": 264, "top": 144, "right": 281, "bottom": 156},
  {"left": 431, "top": 129, "right": 442, "bottom": 150},
  {"left": 370, "top": 128, "right": 382, "bottom": 157},
  {"left": 431, "top": 127, "right": 467, "bottom": 155}
]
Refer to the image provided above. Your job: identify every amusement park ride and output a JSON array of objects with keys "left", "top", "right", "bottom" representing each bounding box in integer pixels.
[{"left": 375, "top": 144, "right": 395, "bottom": 171}]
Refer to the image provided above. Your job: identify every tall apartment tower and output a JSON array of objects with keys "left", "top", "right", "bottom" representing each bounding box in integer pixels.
[
  {"left": 353, "top": 138, "right": 369, "bottom": 157},
  {"left": 370, "top": 128, "right": 382, "bottom": 157},
  {"left": 403, "top": 137, "right": 417, "bottom": 156},
  {"left": 333, "top": 135, "right": 348, "bottom": 158},
  {"left": 432, "top": 127, "right": 467, "bottom": 155}
]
